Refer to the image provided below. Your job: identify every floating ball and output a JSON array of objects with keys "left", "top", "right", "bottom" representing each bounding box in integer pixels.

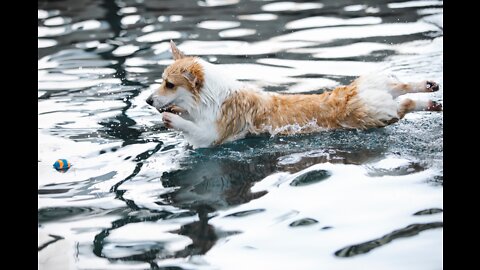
[{"left": 53, "top": 159, "right": 71, "bottom": 172}]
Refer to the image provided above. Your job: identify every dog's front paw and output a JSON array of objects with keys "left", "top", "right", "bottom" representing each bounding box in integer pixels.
[
  {"left": 162, "top": 112, "right": 181, "bottom": 129},
  {"left": 162, "top": 112, "right": 195, "bottom": 133}
]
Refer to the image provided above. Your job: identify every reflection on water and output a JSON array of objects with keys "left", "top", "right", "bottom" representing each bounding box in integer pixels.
[
  {"left": 38, "top": 0, "right": 443, "bottom": 269},
  {"left": 334, "top": 222, "right": 443, "bottom": 258},
  {"left": 160, "top": 158, "right": 271, "bottom": 211}
]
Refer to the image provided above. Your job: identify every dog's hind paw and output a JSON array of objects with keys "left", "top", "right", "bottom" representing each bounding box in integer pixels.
[
  {"left": 426, "top": 100, "right": 442, "bottom": 111},
  {"left": 425, "top": 81, "right": 440, "bottom": 92}
]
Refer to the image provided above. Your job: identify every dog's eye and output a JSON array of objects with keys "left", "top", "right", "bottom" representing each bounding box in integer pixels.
[{"left": 165, "top": 81, "right": 175, "bottom": 89}]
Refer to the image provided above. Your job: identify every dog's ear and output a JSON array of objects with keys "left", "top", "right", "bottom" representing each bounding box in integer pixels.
[
  {"left": 170, "top": 40, "right": 186, "bottom": 60},
  {"left": 182, "top": 71, "right": 197, "bottom": 87}
]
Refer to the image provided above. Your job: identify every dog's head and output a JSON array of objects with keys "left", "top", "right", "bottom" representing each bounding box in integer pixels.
[{"left": 146, "top": 41, "right": 205, "bottom": 113}]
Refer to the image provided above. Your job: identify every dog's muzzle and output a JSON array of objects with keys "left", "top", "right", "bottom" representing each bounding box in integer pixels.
[{"left": 146, "top": 97, "right": 175, "bottom": 113}]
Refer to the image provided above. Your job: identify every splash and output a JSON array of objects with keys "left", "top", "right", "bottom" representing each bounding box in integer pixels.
[{"left": 262, "top": 119, "right": 328, "bottom": 136}]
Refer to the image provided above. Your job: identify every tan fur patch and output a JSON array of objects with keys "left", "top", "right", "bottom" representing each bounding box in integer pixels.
[
  {"left": 157, "top": 57, "right": 205, "bottom": 101},
  {"left": 389, "top": 82, "right": 415, "bottom": 96},
  {"left": 397, "top": 98, "right": 416, "bottom": 118},
  {"left": 215, "top": 83, "right": 387, "bottom": 145}
]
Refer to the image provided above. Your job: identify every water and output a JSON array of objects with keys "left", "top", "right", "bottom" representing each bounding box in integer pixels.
[{"left": 38, "top": 0, "right": 443, "bottom": 269}]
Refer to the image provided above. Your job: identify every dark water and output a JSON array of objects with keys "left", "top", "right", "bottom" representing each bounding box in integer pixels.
[{"left": 38, "top": 0, "right": 443, "bottom": 269}]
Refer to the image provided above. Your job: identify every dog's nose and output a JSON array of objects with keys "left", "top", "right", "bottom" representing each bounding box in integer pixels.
[{"left": 146, "top": 96, "right": 154, "bottom": 106}]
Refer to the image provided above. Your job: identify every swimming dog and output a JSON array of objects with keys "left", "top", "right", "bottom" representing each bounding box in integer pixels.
[{"left": 146, "top": 41, "right": 442, "bottom": 148}]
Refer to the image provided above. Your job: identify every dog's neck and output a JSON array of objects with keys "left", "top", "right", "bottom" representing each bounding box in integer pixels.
[
  {"left": 188, "top": 59, "right": 245, "bottom": 121},
  {"left": 199, "top": 59, "right": 244, "bottom": 104}
]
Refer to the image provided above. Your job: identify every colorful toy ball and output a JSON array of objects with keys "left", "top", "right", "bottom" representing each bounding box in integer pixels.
[{"left": 53, "top": 159, "right": 72, "bottom": 173}]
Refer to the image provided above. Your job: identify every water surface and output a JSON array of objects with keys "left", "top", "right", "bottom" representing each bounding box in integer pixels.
[{"left": 38, "top": 0, "right": 443, "bottom": 269}]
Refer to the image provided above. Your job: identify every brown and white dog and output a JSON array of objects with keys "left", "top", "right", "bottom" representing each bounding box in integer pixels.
[{"left": 146, "top": 41, "right": 442, "bottom": 148}]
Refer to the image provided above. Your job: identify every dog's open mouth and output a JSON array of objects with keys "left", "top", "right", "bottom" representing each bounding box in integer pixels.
[
  {"left": 157, "top": 103, "right": 183, "bottom": 115},
  {"left": 157, "top": 103, "right": 174, "bottom": 113}
]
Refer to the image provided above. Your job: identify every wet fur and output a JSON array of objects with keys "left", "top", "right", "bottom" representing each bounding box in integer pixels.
[{"left": 147, "top": 41, "right": 441, "bottom": 148}]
